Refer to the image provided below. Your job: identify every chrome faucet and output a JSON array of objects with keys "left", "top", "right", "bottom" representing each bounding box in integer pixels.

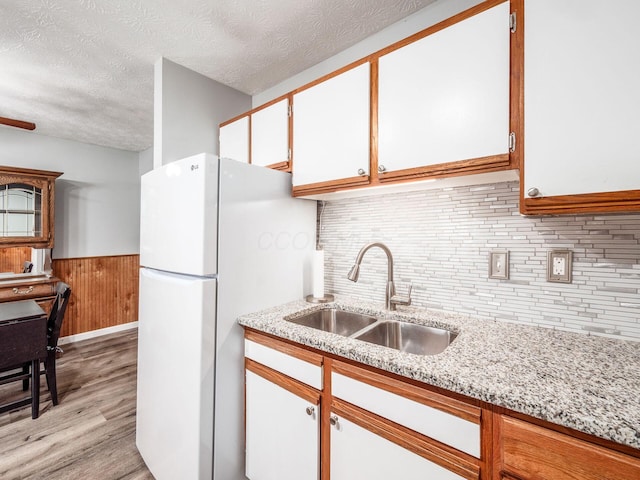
[{"left": 347, "top": 242, "right": 411, "bottom": 310}]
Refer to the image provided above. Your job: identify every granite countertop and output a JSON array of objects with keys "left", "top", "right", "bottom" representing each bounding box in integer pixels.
[{"left": 238, "top": 295, "right": 640, "bottom": 450}]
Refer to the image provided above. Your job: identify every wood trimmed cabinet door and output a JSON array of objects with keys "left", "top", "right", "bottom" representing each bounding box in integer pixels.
[
  {"left": 330, "top": 361, "right": 482, "bottom": 480},
  {"left": 251, "top": 98, "right": 291, "bottom": 170},
  {"left": 494, "top": 415, "right": 640, "bottom": 480},
  {"left": 0, "top": 166, "right": 61, "bottom": 249},
  {"left": 219, "top": 115, "right": 250, "bottom": 164},
  {"left": 244, "top": 332, "right": 323, "bottom": 480},
  {"left": 521, "top": 0, "right": 640, "bottom": 214},
  {"left": 245, "top": 369, "right": 320, "bottom": 480},
  {"left": 292, "top": 62, "right": 371, "bottom": 196},
  {"left": 377, "top": 0, "right": 512, "bottom": 183},
  {"left": 329, "top": 411, "right": 469, "bottom": 480}
]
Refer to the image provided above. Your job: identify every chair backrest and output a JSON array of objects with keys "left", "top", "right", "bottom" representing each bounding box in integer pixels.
[{"left": 47, "top": 282, "right": 71, "bottom": 349}]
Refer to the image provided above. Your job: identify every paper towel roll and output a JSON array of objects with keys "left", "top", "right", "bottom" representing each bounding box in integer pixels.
[{"left": 312, "top": 249, "right": 324, "bottom": 298}]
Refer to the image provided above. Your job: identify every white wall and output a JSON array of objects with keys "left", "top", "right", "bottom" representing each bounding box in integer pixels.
[
  {"left": 139, "top": 146, "right": 153, "bottom": 176},
  {"left": 253, "top": 0, "right": 483, "bottom": 106},
  {"left": 154, "top": 58, "right": 251, "bottom": 167},
  {"left": 0, "top": 127, "right": 140, "bottom": 259}
]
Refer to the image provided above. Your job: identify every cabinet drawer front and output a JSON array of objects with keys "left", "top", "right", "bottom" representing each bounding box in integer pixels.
[
  {"left": 0, "top": 283, "right": 54, "bottom": 301},
  {"left": 332, "top": 371, "right": 480, "bottom": 457},
  {"left": 245, "top": 339, "right": 322, "bottom": 390},
  {"left": 498, "top": 415, "right": 640, "bottom": 480}
]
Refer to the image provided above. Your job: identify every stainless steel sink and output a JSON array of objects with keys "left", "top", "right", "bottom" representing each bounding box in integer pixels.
[
  {"left": 286, "top": 309, "right": 377, "bottom": 336},
  {"left": 354, "top": 321, "right": 457, "bottom": 355}
]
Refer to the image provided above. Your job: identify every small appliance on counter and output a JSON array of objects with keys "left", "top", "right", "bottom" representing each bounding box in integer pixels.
[{"left": 136, "top": 153, "right": 316, "bottom": 480}]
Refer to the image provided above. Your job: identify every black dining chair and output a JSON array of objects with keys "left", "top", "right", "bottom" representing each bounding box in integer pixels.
[{"left": 22, "top": 282, "right": 72, "bottom": 405}]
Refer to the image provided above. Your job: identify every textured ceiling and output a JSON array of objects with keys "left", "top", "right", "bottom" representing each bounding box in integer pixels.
[{"left": 0, "top": 0, "right": 436, "bottom": 152}]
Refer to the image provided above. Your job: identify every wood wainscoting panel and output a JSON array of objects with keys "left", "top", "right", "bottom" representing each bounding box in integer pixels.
[
  {"left": 52, "top": 254, "right": 139, "bottom": 337},
  {"left": 0, "top": 247, "right": 32, "bottom": 273}
]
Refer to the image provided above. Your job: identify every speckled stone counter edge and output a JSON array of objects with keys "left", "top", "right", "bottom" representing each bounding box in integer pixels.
[{"left": 238, "top": 295, "right": 640, "bottom": 450}]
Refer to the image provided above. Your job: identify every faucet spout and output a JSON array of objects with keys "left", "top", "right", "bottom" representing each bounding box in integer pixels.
[{"left": 347, "top": 242, "right": 396, "bottom": 310}]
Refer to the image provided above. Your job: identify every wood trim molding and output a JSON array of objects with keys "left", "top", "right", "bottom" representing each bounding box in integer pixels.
[
  {"left": 369, "top": 59, "right": 380, "bottom": 186},
  {"left": 292, "top": 175, "right": 371, "bottom": 197},
  {"left": 510, "top": 0, "right": 524, "bottom": 172},
  {"left": 321, "top": 357, "right": 333, "bottom": 480},
  {"left": 376, "top": 154, "right": 512, "bottom": 184},
  {"left": 521, "top": 189, "right": 640, "bottom": 215},
  {"left": 332, "top": 397, "right": 481, "bottom": 480},
  {"left": 265, "top": 161, "right": 290, "bottom": 171},
  {"left": 332, "top": 360, "right": 481, "bottom": 424},
  {"left": 244, "top": 329, "right": 324, "bottom": 367},
  {"left": 219, "top": 93, "right": 292, "bottom": 129},
  {"left": 245, "top": 358, "right": 320, "bottom": 404},
  {"left": 0, "top": 166, "right": 62, "bottom": 179},
  {"left": 219, "top": 112, "right": 250, "bottom": 128}
]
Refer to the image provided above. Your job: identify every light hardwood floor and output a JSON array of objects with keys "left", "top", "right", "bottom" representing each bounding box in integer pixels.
[{"left": 0, "top": 329, "right": 153, "bottom": 480}]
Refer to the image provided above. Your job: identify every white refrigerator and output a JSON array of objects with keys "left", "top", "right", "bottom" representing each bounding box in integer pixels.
[{"left": 136, "top": 153, "right": 316, "bottom": 480}]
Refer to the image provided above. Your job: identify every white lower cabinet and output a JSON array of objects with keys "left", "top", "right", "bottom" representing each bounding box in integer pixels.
[
  {"left": 330, "top": 414, "right": 466, "bottom": 480},
  {"left": 245, "top": 370, "right": 319, "bottom": 480}
]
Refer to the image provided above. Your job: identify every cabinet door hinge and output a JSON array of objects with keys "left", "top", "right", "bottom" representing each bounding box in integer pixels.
[
  {"left": 509, "top": 132, "right": 516, "bottom": 152},
  {"left": 288, "top": 104, "right": 292, "bottom": 117},
  {"left": 288, "top": 148, "right": 292, "bottom": 160},
  {"left": 509, "top": 12, "right": 517, "bottom": 33}
]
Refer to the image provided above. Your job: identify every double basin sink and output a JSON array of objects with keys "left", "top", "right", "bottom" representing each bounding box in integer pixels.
[{"left": 285, "top": 308, "right": 457, "bottom": 356}]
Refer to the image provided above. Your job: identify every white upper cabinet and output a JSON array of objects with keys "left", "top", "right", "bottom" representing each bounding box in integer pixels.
[
  {"left": 292, "top": 63, "right": 370, "bottom": 188},
  {"left": 219, "top": 116, "right": 249, "bottom": 164},
  {"left": 251, "top": 99, "right": 290, "bottom": 168},
  {"left": 523, "top": 0, "right": 640, "bottom": 198},
  {"left": 378, "top": 1, "right": 510, "bottom": 175}
]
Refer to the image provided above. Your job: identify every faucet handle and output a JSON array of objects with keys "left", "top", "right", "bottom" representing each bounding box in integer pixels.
[{"left": 391, "top": 282, "right": 412, "bottom": 307}]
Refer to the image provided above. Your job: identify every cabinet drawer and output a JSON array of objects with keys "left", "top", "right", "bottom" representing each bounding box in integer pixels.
[
  {"left": 244, "top": 336, "right": 322, "bottom": 390},
  {"left": 332, "top": 362, "right": 480, "bottom": 457},
  {"left": 498, "top": 415, "right": 640, "bottom": 480},
  {"left": 0, "top": 282, "right": 55, "bottom": 301}
]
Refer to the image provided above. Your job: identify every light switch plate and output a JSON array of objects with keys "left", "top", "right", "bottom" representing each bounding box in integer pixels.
[
  {"left": 547, "top": 250, "right": 572, "bottom": 283},
  {"left": 489, "top": 250, "right": 509, "bottom": 279}
]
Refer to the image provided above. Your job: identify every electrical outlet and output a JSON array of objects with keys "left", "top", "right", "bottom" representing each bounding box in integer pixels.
[
  {"left": 489, "top": 251, "right": 509, "bottom": 279},
  {"left": 547, "top": 250, "right": 572, "bottom": 283}
]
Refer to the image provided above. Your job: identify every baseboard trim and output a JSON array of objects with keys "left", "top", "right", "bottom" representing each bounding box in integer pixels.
[{"left": 59, "top": 321, "right": 138, "bottom": 345}]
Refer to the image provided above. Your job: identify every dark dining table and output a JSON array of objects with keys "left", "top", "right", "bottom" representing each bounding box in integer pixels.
[{"left": 0, "top": 299, "right": 47, "bottom": 419}]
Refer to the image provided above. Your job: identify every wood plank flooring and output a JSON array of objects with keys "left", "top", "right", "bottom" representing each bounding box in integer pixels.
[{"left": 0, "top": 329, "right": 153, "bottom": 480}]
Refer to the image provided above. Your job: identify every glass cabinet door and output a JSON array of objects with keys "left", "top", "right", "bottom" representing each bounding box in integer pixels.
[
  {"left": 0, "top": 183, "right": 43, "bottom": 237},
  {"left": 0, "top": 167, "right": 61, "bottom": 249}
]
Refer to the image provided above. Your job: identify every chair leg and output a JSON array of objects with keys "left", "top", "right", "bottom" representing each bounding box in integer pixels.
[
  {"left": 46, "top": 352, "right": 58, "bottom": 406},
  {"left": 22, "top": 363, "right": 30, "bottom": 391},
  {"left": 31, "top": 359, "right": 40, "bottom": 419}
]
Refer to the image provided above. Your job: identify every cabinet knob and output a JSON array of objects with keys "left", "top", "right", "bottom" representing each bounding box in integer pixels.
[
  {"left": 329, "top": 415, "right": 339, "bottom": 427},
  {"left": 357, "top": 168, "right": 366, "bottom": 176},
  {"left": 305, "top": 406, "right": 315, "bottom": 416},
  {"left": 527, "top": 187, "right": 540, "bottom": 197},
  {"left": 378, "top": 165, "right": 386, "bottom": 173}
]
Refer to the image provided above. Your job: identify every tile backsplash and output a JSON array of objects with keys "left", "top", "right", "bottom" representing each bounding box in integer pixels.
[{"left": 318, "top": 181, "right": 640, "bottom": 342}]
